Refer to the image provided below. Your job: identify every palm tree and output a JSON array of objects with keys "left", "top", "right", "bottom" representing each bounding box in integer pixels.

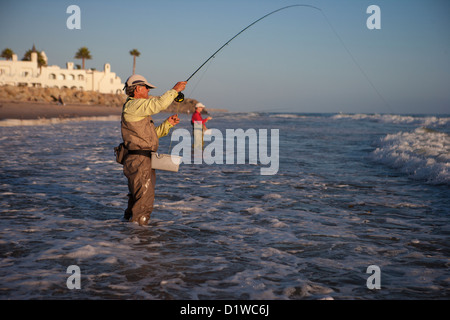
[
  {"left": 22, "top": 45, "right": 47, "bottom": 68},
  {"left": 1, "top": 48, "right": 14, "bottom": 60},
  {"left": 129, "top": 49, "right": 140, "bottom": 75},
  {"left": 74, "top": 47, "right": 92, "bottom": 70}
]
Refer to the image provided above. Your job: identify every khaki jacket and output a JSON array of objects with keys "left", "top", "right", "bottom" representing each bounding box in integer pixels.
[{"left": 121, "top": 89, "right": 177, "bottom": 151}]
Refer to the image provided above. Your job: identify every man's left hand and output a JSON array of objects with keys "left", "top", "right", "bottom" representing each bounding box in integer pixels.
[{"left": 168, "top": 114, "right": 180, "bottom": 126}]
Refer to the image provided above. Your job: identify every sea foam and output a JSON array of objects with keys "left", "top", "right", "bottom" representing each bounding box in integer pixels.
[
  {"left": 332, "top": 113, "right": 450, "bottom": 127},
  {"left": 371, "top": 127, "right": 449, "bottom": 184}
]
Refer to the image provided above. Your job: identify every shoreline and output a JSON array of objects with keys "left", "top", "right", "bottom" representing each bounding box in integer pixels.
[
  {"left": 0, "top": 86, "right": 227, "bottom": 120},
  {"left": 0, "top": 100, "right": 228, "bottom": 121},
  {"left": 0, "top": 100, "right": 122, "bottom": 120}
]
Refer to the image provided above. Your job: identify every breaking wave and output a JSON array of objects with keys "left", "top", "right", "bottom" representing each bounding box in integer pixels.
[
  {"left": 370, "top": 127, "right": 450, "bottom": 185},
  {"left": 332, "top": 113, "right": 450, "bottom": 127}
]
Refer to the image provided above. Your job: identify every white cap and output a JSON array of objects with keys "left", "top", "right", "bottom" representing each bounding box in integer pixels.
[
  {"left": 195, "top": 102, "right": 205, "bottom": 109},
  {"left": 123, "top": 74, "right": 156, "bottom": 90}
]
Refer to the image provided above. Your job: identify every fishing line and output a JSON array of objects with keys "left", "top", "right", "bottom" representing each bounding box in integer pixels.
[
  {"left": 173, "top": 4, "right": 392, "bottom": 112},
  {"left": 186, "top": 58, "right": 215, "bottom": 101},
  {"left": 319, "top": 11, "right": 394, "bottom": 113}
]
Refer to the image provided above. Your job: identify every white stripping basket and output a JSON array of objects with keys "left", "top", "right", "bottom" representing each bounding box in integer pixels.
[{"left": 151, "top": 153, "right": 182, "bottom": 172}]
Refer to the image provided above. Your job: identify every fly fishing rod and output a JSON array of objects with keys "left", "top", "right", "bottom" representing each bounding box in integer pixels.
[{"left": 174, "top": 4, "right": 321, "bottom": 102}]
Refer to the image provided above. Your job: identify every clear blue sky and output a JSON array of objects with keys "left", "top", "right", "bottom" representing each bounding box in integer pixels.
[{"left": 1, "top": 0, "right": 449, "bottom": 114}]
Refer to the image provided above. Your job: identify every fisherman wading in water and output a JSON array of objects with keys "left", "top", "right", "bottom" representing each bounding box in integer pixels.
[
  {"left": 191, "top": 102, "right": 212, "bottom": 149},
  {"left": 121, "top": 74, "right": 187, "bottom": 226}
]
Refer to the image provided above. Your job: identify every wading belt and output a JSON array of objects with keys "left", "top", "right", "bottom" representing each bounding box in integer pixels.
[{"left": 128, "top": 150, "right": 152, "bottom": 157}]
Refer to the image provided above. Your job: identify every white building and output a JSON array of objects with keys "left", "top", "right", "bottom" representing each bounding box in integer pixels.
[{"left": 0, "top": 51, "right": 123, "bottom": 94}]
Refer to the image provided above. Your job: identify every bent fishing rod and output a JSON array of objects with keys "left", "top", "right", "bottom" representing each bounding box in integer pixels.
[{"left": 174, "top": 4, "right": 321, "bottom": 102}]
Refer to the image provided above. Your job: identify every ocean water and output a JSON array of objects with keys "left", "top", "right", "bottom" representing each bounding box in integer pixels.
[{"left": 0, "top": 112, "right": 449, "bottom": 300}]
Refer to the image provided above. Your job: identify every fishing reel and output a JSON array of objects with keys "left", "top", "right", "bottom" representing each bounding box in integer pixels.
[{"left": 174, "top": 92, "right": 184, "bottom": 103}]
